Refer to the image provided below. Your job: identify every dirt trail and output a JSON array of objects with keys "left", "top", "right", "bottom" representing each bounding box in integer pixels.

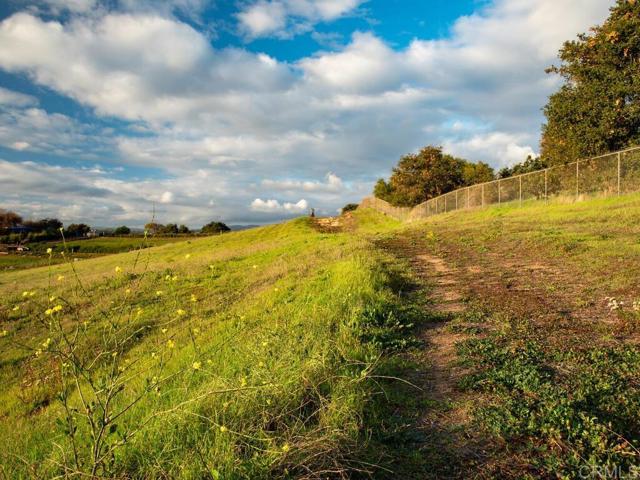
[{"left": 378, "top": 235, "right": 490, "bottom": 478}]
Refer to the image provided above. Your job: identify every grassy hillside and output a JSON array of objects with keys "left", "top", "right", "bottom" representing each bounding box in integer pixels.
[
  {"left": 0, "top": 214, "right": 415, "bottom": 478},
  {"left": 3, "top": 194, "right": 640, "bottom": 478}
]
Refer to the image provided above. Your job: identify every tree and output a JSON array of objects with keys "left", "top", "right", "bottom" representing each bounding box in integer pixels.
[
  {"left": 65, "top": 223, "right": 91, "bottom": 237},
  {"left": 0, "top": 209, "right": 22, "bottom": 230},
  {"left": 201, "top": 221, "right": 230, "bottom": 235},
  {"left": 24, "top": 218, "right": 63, "bottom": 234},
  {"left": 177, "top": 224, "right": 190, "bottom": 234},
  {"left": 341, "top": 203, "right": 359, "bottom": 214},
  {"left": 498, "top": 155, "right": 548, "bottom": 179},
  {"left": 541, "top": 0, "right": 640, "bottom": 165},
  {"left": 374, "top": 146, "right": 468, "bottom": 207},
  {"left": 113, "top": 226, "right": 131, "bottom": 235},
  {"left": 144, "top": 222, "right": 164, "bottom": 235},
  {"left": 161, "top": 223, "right": 178, "bottom": 235},
  {"left": 462, "top": 161, "right": 495, "bottom": 186}
]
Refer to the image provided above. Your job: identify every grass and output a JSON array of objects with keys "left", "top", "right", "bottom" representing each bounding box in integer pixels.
[
  {"left": 401, "top": 193, "right": 640, "bottom": 477},
  {"left": 4, "top": 193, "right": 640, "bottom": 478},
  {"left": 0, "top": 212, "right": 418, "bottom": 478}
]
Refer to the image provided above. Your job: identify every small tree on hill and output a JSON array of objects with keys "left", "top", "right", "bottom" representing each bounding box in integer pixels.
[
  {"left": 113, "top": 226, "right": 131, "bottom": 235},
  {"left": 201, "top": 221, "right": 230, "bottom": 235},
  {"left": 341, "top": 203, "right": 359, "bottom": 214},
  {"left": 374, "top": 146, "right": 476, "bottom": 207},
  {"left": 65, "top": 223, "right": 91, "bottom": 237},
  {"left": 177, "top": 224, "right": 190, "bottom": 234},
  {"left": 0, "top": 209, "right": 22, "bottom": 230}
]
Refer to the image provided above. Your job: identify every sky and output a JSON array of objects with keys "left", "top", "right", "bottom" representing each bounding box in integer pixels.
[{"left": 0, "top": 0, "right": 614, "bottom": 227}]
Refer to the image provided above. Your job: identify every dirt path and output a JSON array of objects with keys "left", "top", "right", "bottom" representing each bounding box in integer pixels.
[{"left": 377, "top": 235, "right": 490, "bottom": 478}]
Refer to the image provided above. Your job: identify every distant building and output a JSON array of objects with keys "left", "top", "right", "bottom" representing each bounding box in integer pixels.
[{"left": 9, "top": 225, "right": 32, "bottom": 234}]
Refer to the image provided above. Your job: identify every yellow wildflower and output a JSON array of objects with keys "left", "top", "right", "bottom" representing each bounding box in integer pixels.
[
  {"left": 192, "top": 361, "right": 201, "bottom": 370},
  {"left": 0, "top": 330, "right": 8, "bottom": 337},
  {"left": 161, "top": 328, "right": 168, "bottom": 334},
  {"left": 156, "top": 290, "right": 163, "bottom": 297},
  {"left": 219, "top": 425, "right": 227, "bottom": 433},
  {"left": 49, "top": 296, "right": 56, "bottom": 302},
  {"left": 185, "top": 254, "right": 191, "bottom": 259},
  {"left": 176, "top": 309, "right": 186, "bottom": 316},
  {"left": 22, "top": 291, "right": 29, "bottom": 297},
  {"left": 46, "top": 247, "right": 52, "bottom": 254},
  {"left": 115, "top": 266, "right": 122, "bottom": 273},
  {"left": 53, "top": 305, "right": 63, "bottom": 312},
  {"left": 167, "top": 339, "right": 175, "bottom": 349},
  {"left": 125, "top": 288, "right": 131, "bottom": 294},
  {"left": 281, "top": 444, "right": 290, "bottom": 453},
  {"left": 12, "top": 306, "right": 19, "bottom": 311},
  {"left": 45, "top": 308, "right": 53, "bottom": 316},
  {"left": 56, "top": 275, "right": 65, "bottom": 282},
  {"left": 190, "top": 294, "right": 197, "bottom": 302}
]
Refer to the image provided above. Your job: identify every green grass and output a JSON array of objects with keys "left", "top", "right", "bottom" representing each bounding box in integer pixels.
[{"left": 0, "top": 212, "right": 413, "bottom": 478}]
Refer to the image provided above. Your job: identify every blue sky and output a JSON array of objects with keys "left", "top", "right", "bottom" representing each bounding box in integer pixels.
[{"left": 0, "top": 0, "right": 613, "bottom": 226}]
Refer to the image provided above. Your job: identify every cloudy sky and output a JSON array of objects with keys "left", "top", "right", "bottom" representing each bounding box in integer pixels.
[{"left": 0, "top": 0, "right": 613, "bottom": 227}]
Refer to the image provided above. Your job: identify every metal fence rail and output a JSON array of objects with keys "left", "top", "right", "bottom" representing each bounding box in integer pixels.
[{"left": 360, "top": 145, "right": 640, "bottom": 222}]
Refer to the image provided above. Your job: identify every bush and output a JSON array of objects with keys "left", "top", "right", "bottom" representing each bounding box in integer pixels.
[{"left": 341, "top": 203, "right": 359, "bottom": 214}]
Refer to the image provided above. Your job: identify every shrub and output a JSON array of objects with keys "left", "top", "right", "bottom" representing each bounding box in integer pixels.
[{"left": 341, "top": 203, "right": 359, "bottom": 214}]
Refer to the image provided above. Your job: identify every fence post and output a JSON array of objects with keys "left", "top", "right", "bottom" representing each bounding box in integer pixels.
[
  {"left": 576, "top": 160, "right": 579, "bottom": 201},
  {"left": 618, "top": 152, "right": 621, "bottom": 196},
  {"left": 498, "top": 179, "right": 501, "bottom": 205},
  {"left": 519, "top": 175, "right": 522, "bottom": 207},
  {"left": 544, "top": 169, "right": 548, "bottom": 203}
]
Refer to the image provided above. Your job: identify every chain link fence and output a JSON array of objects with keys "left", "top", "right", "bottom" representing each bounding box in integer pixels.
[{"left": 360, "top": 146, "right": 640, "bottom": 221}]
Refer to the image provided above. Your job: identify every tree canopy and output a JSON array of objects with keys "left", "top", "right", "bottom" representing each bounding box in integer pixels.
[
  {"left": 113, "top": 226, "right": 131, "bottom": 235},
  {"left": 373, "top": 146, "right": 495, "bottom": 207},
  {"left": 541, "top": 0, "right": 640, "bottom": 164},
  {"left": 201, "top": 221, "right": 230, "bottom": 235}
]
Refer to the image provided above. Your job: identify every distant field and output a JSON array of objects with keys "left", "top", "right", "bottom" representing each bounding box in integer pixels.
[{"left": 0, "top": 236, "right": 190, "bottom": 271}]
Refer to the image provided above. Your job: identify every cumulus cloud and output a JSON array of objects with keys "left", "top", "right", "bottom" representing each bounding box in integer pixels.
[
  {"left": 238, "top": 0, "right": 364, "bottom": 38},
  {"left": 0, "top": 0, "right": 614, "bottom": 225},
  {"left": 262, "top": 172, "right": 344, "bottom": 193},
  {"left": 250, "top": 198, "right": 309, "bottom": 213}
]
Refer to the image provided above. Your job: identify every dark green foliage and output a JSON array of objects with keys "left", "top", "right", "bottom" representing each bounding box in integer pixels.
[
  {"left": 458, "top": 332, "right": 640, "bottom": 476},
  {"left": 201, "top": 221, "right": 231, "bottom": 235},
  {"left": 374, "top": 146, "right": 495, "bottom": 207},
  {"left": 0, "top": 209, "right": 22, "bottom": 231},
  {"left": 341, "top": 203, "right": 359, "bottom": 214},
  {"left": 497, "top": 155, "right": 548, "bottom": 178},
  {"left": 113, "top": 226, "right": 131, "bottom": 235},
  {"left": 24, "top": 218, "right": 63, "bottom": 235},
  {"left": 65, "top": 223, "right": 91, "bottom": 237},
  {"left": 177, "top": 224, "right": 190, "bottom": 234},
  {"left": 541, "top": 0, "right": 640, "bottom": 164}
]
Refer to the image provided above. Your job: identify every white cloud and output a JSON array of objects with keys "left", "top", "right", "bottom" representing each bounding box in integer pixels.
[
  {"left": 250, "top": 198, "right": 309, "bottom": 213},
  {"left": 443, "top": 132, "right": 537, "bottom": 168},
  {"left": 238, "top": 0, "right": 365, "bottom": 38},
  {"left": 160, "top": 191, "right": 174, "bottom": 203},
  {"left": 262, "top": 172, "right": 344, "bottom": 193},
  {"left": 0, "top": 87, "right": 38, "bottom": 106},
  {"left": 0, "top": 1, "right": 615, "bottom": 225},
  {"left": 11, "top": 141, "right": 31, "bottom": 150}
]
